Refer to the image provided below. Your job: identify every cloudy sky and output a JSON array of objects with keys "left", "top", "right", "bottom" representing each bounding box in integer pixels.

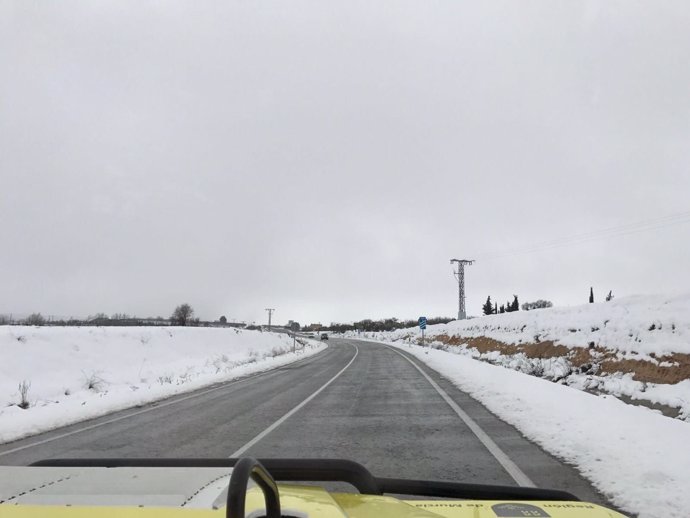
[{"left": 1, "top": 1, "right": 689, "bottom": 325}]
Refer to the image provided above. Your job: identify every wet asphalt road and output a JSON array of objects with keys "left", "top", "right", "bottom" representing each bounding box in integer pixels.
[{"left": 0, "top": 338, "right": 611, "bottom": 505}]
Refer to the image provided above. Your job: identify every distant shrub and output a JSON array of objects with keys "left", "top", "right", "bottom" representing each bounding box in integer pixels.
[
  {"left": 17, "top": 380, "right": 31, "bottom": 409},
  {"left": 176, "top": 368, "right": 193, "bottom": 384},
  {"left": 521, "top": 300, "right": 553, "bottom": 311},
  {"left": 82, "top": 371, "right": 107, "bottom": 392},
  {"left": 157, "top": 374, "right": 174, "bottom": 385},
  {"left": 17, "top": 380, "right": 31, "bottom": 410}
]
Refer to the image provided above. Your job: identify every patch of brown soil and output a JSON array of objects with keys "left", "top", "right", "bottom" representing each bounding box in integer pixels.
[
  {"left": 434, "top": 333, "right": 467, "bottom": 346},
  {"left": 570, "top": 347, "right": 595, "bottom": 366},
  {"left": 600, "top": 355, "right": 690, "bottom": 384},
  {"left": 522, "top": 341, "right": 570, "bottom": 359},
  {"left": 434, "top": 335, "right": 571, "bottom": 359},
  {"left": 464, "top": 337, "right": 517, "bottom": 355},
  {"left": 431, "top": 333, "right": 690, "bottom": 384},
  {"left": 434, "top": 334, "right": 516, "bottom": 354}
]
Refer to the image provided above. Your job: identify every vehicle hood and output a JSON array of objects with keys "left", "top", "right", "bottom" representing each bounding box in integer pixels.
[{"left": 0, "top": 466, "right": 626, "bottom": 517}]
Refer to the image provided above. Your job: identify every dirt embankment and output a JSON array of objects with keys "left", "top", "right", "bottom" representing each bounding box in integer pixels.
[{"left": 431, "top": 334, "right": 690, "bottom": 385}]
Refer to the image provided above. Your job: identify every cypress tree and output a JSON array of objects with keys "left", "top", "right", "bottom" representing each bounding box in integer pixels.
[
  {"left": 482, "top": 296, "right": 493, "bottom": 316},
  {"left": 512, "top": 295, "right": 519, "bottom": 311},
  {"left": 589, "top": 287, "right": 594, "bottom": 303}
]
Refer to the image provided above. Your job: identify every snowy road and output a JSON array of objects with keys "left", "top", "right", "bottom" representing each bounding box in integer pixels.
[{"left": 0, "top": 338, "right": 611, "bottom": 506}]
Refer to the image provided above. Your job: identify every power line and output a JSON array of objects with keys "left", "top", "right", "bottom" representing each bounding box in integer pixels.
[{"left": 474, "top": 210, "right": 690, "bottom": 261}]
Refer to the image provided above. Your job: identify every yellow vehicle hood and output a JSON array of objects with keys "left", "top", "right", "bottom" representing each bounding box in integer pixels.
[{"left": 0, "top": 466, "right": 627, "bottom": 518}]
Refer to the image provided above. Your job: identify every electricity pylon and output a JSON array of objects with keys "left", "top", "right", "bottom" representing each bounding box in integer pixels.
[
  {"left": 265, "top": 308, "right": 275, "bottom": 331},
  {"left": 450, "top": 259, "right": 474, "bottom": 320}
]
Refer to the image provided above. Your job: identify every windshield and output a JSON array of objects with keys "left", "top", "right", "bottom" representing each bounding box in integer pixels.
[{"left": 1, "top": 3, "right": 688, "bottom": 518}]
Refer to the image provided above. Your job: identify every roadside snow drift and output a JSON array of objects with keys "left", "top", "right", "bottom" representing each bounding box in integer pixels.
[
  {"left": 354, "top": 294, "right": 690, "bottom": 420},
  {"left": 0, "top": 326, "right": 326, "bottom": 444},
  {"left": 385, "top": 342, "right": 690, "bottom": 518}
]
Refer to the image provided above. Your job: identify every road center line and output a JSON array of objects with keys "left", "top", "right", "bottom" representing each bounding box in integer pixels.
[
  {"left": 229, "top": 343, "right": 359, "bottom": 458},
  {"left": 0, "top": 346, "right": 328, "bottom": 459},
  {"left": 383, "top": 344, "right": 536, "bottom": 488}
]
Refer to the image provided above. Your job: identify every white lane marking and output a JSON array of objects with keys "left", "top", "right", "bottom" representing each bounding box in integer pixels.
[
  {"left": 0, "top": 347, "right": 329, "bottom": 458},
  {"left": 229, "top": 343, "right": 359, "bottom": 457},
  {"left": 383, "top": 344, "right": 536, "bottom": 488}
]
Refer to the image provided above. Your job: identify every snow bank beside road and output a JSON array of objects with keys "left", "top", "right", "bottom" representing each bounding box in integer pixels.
[
  {"left": 351, "top": 294, "right": 690, "bottom": 419},
  {"left": 0, "top": 326, "right": 326, "bottom": 444},
  {"left": 387, "top": 342, "right": 690, "bottom": 518},
  {"left": 389, "top": 293, "right": 690, "bottom": 357}
]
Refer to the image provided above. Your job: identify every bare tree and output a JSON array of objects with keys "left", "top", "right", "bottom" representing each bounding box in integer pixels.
[
  {"left": 25, "top": 313, "right": 46, "bottom": 326},
  {"left": 171, "top": 304, "right": 194, "bottom": 326}
]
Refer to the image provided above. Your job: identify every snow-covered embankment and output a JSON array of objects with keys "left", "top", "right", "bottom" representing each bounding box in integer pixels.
[
  {"left": 357, "top": 294, "right": 690, "bottom": 420},
  {"left": 350, "top": 294, "right": 690, "bottom": 518}
]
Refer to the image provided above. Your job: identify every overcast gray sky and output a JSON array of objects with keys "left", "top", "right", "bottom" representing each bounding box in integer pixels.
[{"left": 1, "top": 1, "right": 689, "bottom": 325}]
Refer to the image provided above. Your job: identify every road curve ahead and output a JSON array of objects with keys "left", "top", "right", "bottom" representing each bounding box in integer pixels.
[{"left": 0, "top": 338, "right": 610, "bottom": 506}]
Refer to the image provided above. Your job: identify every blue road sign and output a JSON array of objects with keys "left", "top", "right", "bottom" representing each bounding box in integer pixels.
[{"left": 418, "top": 316, "right": 427, "bottom": 330}]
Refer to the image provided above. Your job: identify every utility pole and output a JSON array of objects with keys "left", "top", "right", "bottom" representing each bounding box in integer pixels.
[
  {"left": 450, "top": 259, "right": 474, "bottom": 320},
  {"left": 291, "top": 322, "right": 297, "bottom": 352},
  {"left": 265, "top": 308, "right": 275, "bottom": 331}
]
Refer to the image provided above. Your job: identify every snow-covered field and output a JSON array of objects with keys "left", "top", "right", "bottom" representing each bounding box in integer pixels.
[
  {"left": 382, "top": 341, "right": 690, "bottom": 518},
  {"left": 351, "top": 294, "right": 690, "bottom": 420},
  {"left": 0, "top": 326, "right": 326, "bottom": 444}
]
